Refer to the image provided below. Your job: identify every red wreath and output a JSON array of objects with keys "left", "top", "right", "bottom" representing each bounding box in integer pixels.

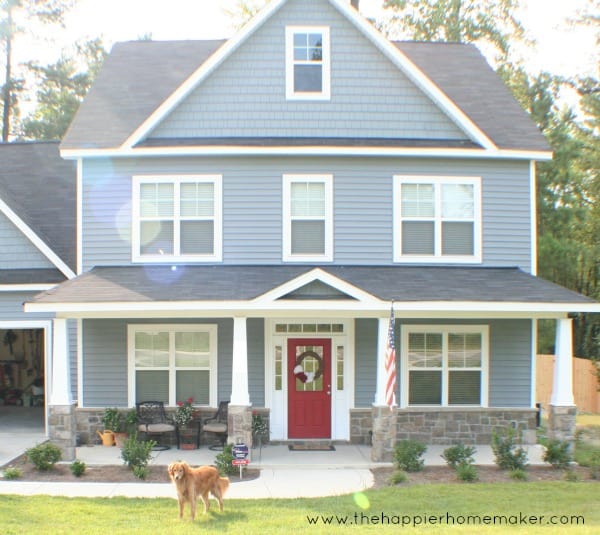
[{"left": 293, "top": 350, "right": 324, "bottom": 384}]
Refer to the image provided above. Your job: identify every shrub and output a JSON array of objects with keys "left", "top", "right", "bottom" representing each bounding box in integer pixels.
[
  {"left": 456, "top": 462, "right": 478, "bottom": 482},
  {"left": 2, "top": 467, "right": 22, "bottom": 480},
  {"left": 26, "top": 442, "right": 62, "bottom": 471},
  {"left": 133, "top": 466, "right": 149, "bottom": 480},
  {"left": 442, "top": 443, "right": 476, "bottom": 469},
  {"left": 589, "top": 451, "right": 600, "bottom": 480},
  {"left": 491, "top": 427, "right": 528, "bottom": 471},
  {"left": 102, "top": 407, "right": 123, "bottom": 432},
  {"left": 70, "top": 460, "right": 86, "bottom": 477},
  {"left": 214, "top": 444, "right": 237, "bottom": 476},
  {"left": 120, "top": 435, "right": 155, "bottom": 470},
  {"left": 509, "top": 468, "right": 528, "bottom": 481},
  {"left": 388, "top": 470, "right": 408, "bottom": 485},
  {"left": 543, "top": 439, "right": 573, "bottom": 469},
  {"left": 563, "top": 469, "right": 579, "bottom": 482},
  {"left": 394, "top": 440, "right": 427, "bottom": 472}
]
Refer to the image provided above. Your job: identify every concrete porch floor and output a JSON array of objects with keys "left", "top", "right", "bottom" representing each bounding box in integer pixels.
[{"left": 74, "top": 442, "right": 547, "bottom": 468}]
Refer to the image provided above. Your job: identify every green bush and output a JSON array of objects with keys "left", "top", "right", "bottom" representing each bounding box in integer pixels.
[
  {"left": 388, "top": 470, "right": 408, "bottom": 485},
  {"left": 442, "top": 443, "right": 476, "bottom": 469},
  {"left": 456, "top": 462, "right": 478, "bottom": 482},
  {"left": 133, "top": 466, "right": 149, "bottom": 480},
  {"left": 120, "top": 435, "right": 155, "bottom": 469},
  {"left": 2, "top": 467, "right": 22, "bottom": 480},
  {"left": 214, "top": 444, "right": 237, "bottom": 475},
  {"left": 543, "top": 439, "right": 573, "bottom": 469},
  {"left": 102, "top": 407, "right": 123, "bottom": 432},
  {"left": 26, "top": 442, "right": 62, "bottom": 471},
  {"left": 394, "top": 439, "right": 427, "bottom": 472},
  {"left": 589, "top": 451, "right": 600, "bottom": 480},
  {"left": 491, "top": 427, "right": 528, "bottom": 471},
  {"left": 509, "top": 468, "right": 528, "bottom": 481},
  {"left": 70, "top": 460, "right": 86, "bottom": 477},
  {"left": 563, "top": 469, "right": 579, "bottom": 482}
]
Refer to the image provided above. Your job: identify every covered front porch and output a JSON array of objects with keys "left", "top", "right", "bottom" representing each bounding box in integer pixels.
[{"left": 24, "top": 265, "right": 599, "bottom": 462}]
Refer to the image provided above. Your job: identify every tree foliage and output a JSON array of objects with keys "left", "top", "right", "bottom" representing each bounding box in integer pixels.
[
  {"left": 0, "top": 0, "right": 75, "bottom": 141},
  {"left": 382, "top": 0, "right": 527, "bottom": 63},
  {"left": 19, "top": 38, "right": 106, "bottom": 140}
]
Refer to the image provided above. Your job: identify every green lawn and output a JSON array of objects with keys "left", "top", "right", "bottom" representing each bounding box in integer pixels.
[{"left": 0, "top": 483, "right": 598, "bottom": 534}]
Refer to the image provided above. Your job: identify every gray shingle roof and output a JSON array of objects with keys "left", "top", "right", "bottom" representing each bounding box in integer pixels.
[
  {"left": 395, "top": 41, "right": 550, "bottom": 152},
  {"left": 29, "top": 265, "right": 594, "bottom": 306},
  {"left": 0, "top": 268, "right": 67, "bottom": 285},
  {"left": 60, "top": 37, "right": 549, "bottom": 153},
  {"left": 61, "top": 40, "right": 225, "bottom": 150},
  {"left": 0, "top": 142, "right": 76, "bottom": 272}
]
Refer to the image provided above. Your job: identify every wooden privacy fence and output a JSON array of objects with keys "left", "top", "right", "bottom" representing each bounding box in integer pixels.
[{"left": 537, "top": 354, "right": 600, "bottom": 413}]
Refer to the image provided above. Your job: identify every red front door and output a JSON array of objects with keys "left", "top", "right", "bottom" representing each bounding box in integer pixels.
[{"left": 287, "top": 338, "right": 331, "bottom": 439}]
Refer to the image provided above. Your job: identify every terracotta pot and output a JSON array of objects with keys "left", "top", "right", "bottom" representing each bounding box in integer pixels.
[
  {"left": 180, "top": 442, "right": 197, "bottom": 450},
  {"left": 113, "top": 432, "right": 128, "bottom": 448}
]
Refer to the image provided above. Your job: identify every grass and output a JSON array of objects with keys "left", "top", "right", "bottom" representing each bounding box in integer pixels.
[{"left": 0, "top": 483, "right": 598, "bottom": 534}]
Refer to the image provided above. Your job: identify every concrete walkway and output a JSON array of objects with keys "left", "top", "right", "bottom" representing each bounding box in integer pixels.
[{"left": 0, "top": 442, "right": 547, "bottom": 499}]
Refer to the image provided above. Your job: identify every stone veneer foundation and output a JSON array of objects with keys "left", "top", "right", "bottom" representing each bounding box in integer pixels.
[
  {"left": 48, "top": 404, "right": 77, "bottom": 461},
  {"left": 351, "top": 407, "right": 538, "bottom": 459},
  {"left": 547, "top": 405, "right": 577, "bottom": 446}
]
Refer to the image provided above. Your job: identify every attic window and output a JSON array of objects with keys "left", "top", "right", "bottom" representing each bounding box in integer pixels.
[{"left": 286, "top": 26, "right": 330, "bottom": 100}]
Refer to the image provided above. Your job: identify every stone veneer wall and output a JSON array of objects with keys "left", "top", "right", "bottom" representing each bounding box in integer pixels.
[{"left": 350, "top": 408, "right": 538, "bottom": 446}]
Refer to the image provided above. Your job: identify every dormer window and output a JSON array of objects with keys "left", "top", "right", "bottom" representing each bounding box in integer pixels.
[{"left": 286, "top": 26, "right": 330, "bottom": 100}]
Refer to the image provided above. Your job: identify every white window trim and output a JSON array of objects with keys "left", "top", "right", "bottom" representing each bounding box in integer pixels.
[
  {"left": 285, "top": 26, "right": 331, "bottom": 101},
  {"left": 127, "top": 324, "right": 218, "bottom": 407},
  {"left": 282, "top": 174, "right": 333, "bottom": 262},
  {"left": 393, "top": 175, "right": 482, "bottom": 264},
  {"left": 400, "top": 324, "right": 489, "bottom": 408},
  {"left": 131, "top": 175, "right": 222, "bottom": 263}
]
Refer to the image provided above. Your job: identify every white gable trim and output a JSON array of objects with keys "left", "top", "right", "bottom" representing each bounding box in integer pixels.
[
  {"left": 0, "top": 197, "right": 76, "bottom": 280},
  {"left": 120, "top": 0, "right": 496, "bottom": 151},
  {"left": 252, "top": 267, "right": 382, "bottom": 305}
]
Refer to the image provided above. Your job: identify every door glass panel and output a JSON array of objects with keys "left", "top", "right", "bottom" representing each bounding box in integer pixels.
[{"left": 293, "top": 345, "right": 323, "bottom": 392}]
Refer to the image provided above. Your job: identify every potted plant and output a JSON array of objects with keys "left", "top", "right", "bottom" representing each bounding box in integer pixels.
[
  {"left": 97, "top": 407, "right": 122, "bottom": 446},
  {"left": 114, "top": 409, "right": 138, "bottom": 447},
  {"left": 174, "top": 398, "right": 197, "bottom": 449}
]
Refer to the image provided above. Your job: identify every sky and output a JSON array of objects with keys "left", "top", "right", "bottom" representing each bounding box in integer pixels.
[{"left": 12, "top": 0, "right": 598, "bottom": 104}]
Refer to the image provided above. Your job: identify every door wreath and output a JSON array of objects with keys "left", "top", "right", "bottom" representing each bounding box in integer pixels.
[{"left": 293, "top": 350, "right": 323, "bottom": 384}]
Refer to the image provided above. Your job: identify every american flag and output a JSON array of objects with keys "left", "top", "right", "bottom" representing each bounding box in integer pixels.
[{"left": 385, "top": 304, "right": 397, "bottom": 410}]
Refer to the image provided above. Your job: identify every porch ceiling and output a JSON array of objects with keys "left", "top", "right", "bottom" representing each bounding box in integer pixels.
[{"left": 22, "top": 265, "right": 599, "bottom": 317}]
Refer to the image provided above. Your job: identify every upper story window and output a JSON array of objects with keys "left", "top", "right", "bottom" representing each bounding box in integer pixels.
[
  {"left": 285, "top": 26, "right": 331, "bottom": 100},
  {"left": 283, "top": 174, "right": 333, "bottom": 262},
  {"left": 393, "top": 176, "right": 482, "bottom": 263},
  {"left": 132, "top": 175, "right": 222, "bottom": 262}
]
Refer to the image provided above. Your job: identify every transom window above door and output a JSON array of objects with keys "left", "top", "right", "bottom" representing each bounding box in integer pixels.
[
  {"left": 285, "top": 26, "right": 331, "bottom": 100},
  {"left": 393, "top": 176, "right": 482, "bottom": 263},
  {"left": 132, "top": 175, "right": 222, "bottom": 262},
  {"left": 283, "top": 175, "right": 333, "bottom": 262}
]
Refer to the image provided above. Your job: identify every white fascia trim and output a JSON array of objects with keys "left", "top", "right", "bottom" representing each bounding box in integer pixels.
[
  {"left": 60, "top": 146, "right": 553, "bottom": 161},
  {"left": 530, "top": 160, "right": 537, "bottom": 275},
  {"left": 121, "top": 0, "right": 288, "bottom": 149},
  {"left": 23, "top": 299, "right": 600, "bottom": 317},
  {"left": 0, "top": 197, "right": 76, "bottom": 280},
  {"left": 76, "top": 158, "right": 83, "bottom": 275},
  {"left": 0, "top": 284, "right": 56, "bottom": 292},
  {"left": 329, "top": 0, "right": 495, "bottom": 150},
  {"left": 252, "top": 267, "right": 380, "bottom": 304}
]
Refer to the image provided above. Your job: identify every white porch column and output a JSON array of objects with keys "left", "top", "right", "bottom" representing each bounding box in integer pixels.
[
  {"left": 373, "top": 317, "right": 389, "bottom": 406},
  {"left": 550, "top": 318, "right": 575, "bottom": 406},
  {"left": 50, "top": 318, "right": 73, "bottom": 406},
  {"left": 230, "top": 316, "right": 250, "bottom": 406}
]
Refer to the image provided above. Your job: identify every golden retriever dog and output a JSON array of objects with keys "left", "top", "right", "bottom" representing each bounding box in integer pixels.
[{"left": 167, "top": 461, "right": 230, "bottom": 520}]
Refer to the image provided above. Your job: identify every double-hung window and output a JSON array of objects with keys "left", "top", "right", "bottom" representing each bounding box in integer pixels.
[
  {"left": 401, "top": 325, "right": 489, "bottom": 407},
  {"left": 132, "top": 175, "right": 222, "bottom": 262},
  {"left": 394, "top": 176, "right": 481, "bottom": 263},
  {"left": 129, "top": 324, "right": 217, "bottom": 407},
  {"left": 283, "top": 174, "right": 333, "bottom": 262},
  {"left": 285, "top": 26, "right": 331, "bottom": 100}
]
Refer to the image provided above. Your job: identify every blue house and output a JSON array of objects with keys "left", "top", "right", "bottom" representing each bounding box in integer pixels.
[{"left": 19, "top": 0, "right": 599, "bottom": 460}]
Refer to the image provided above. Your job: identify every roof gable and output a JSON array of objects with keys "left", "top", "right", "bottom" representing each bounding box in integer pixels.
[
  {"left": 0, "top": 142, "right": 76, "bottom": 278},
  {"left": 148, "top": 0, "right": 467, "bottom": 143},
  {"left": 60, "top": 0, "right": 550, "bottom": 156}
]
